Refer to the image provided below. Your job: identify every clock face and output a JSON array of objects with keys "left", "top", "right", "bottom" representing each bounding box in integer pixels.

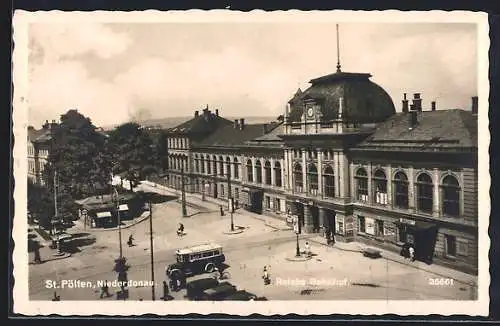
[{"left": 307, "top": 107, "right": 314, "bottom": 117}]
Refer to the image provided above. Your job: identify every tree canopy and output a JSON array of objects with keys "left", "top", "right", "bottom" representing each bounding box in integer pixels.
[
  {"left": 106, "top": 122, "right": 159, "bottom": 189},
  {"left": 42, "top": 110, "right": 112, "bottom": 221}
]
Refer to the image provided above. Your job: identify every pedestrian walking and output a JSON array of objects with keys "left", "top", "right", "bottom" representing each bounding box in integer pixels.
[
  {"left": 262, "top": 266, "right": 270, "bottom": 285},
  {"left": 305, "top": 241, "right": 311, "bottom": 256},
  {"left": 409, "top": 245, "right": 415, "bottom": 262},
  {"left": 51, "top": 291, "right": 60, "bottom": 301},
  {"left": 33, "top": 246, "right": 42, "bottom": 264},
  {"left": 100, "top": 281, "right": 110, "bottom": 298},
  {"left": 162, "top": 281, "right": 170, "bottom": 300},
  {"left": 220, "top": 205, "right": 225, "bottom": 216}
]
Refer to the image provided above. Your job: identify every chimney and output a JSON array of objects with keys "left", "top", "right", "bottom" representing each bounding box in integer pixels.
[
  {"left": 43, "top": 120, "right": 49, "bottom": 129},
  {"left": 431, "top": 101, "right": 436, "bottom": 111},
  {"left": 239, "top": 118, "right": 245, "bottom": 130},
  {"left": 215, "top": 109, "right": 219, "bottom": 116},
  {"left": 234, "top": 119, "right": 239, "bottom": 129},
  {"left": 412, "top": 93, "right": 422, "bottom": 112},
  {"left": 194, "top": 110, "right": 199, "bottom": 117},
  {"left": 263, "top": 123, "right": 268, "bottom": 134},
  {"left": 402, "top": 93, "right": 409, "bottom": 113},
  {"left": 28, "top": 125, "right": 34, "bottom": 130},
  {"left": 408, "top": 111, "right": 418, "bottom": 129},
  {"left": 471, "top": 96, "right": 478, "bottom": 114}
]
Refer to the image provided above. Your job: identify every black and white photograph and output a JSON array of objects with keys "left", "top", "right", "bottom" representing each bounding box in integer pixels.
[{"left": 12, "top": 10, "right": 489, "bottom": 316}]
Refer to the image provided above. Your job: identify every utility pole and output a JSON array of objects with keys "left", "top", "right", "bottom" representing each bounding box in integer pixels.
[
  {"left": 181, "top": 168, "right": 187, "bottom": 217},
  {"left": 149, "top": 200, "right": 155, "bottom": 301},
  {"left": 227, "top": 167, "right": 234, "bottom": 231},
  {"left": 53, "top": 169, "right": 61, "bottom": 254},
  {"left": 113, "top": 186, "right": 123, "bottom": 259}
]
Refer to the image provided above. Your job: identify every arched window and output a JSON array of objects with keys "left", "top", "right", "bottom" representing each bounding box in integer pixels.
[
  {"left": 393, "top": 171, "right": 409, "bottom": 209},
  {"left": 194, "top": 155, "right": 199, "bottom": 173},
  {"left": 200, "top": 155, "right": 205, "bottom": 174},
  {"left": 373, "top": 169, "right": 388, "bottom": 205},
  {"left": 264, "top": 161, "right": 272, "bottom": 185},
  {"left": 355, "top": 168, "right": 368, "bottom": 202},
  {"left": 442, "top": 175, "right": 460, "bottom": 217},
  {"left": 308, "top": 164, "right": 318, "bottom": 195},
  {"left": 207, "top": 156, "right": 212, "bottom": 175},
  {"left": 294, "top": 163, "right": 303, "bottom": 192},
  {"left": 323, "top": 165, "right": 335, "bottom": 198},
  {"left": 417, "top": 173, "right": 433, "bottom": 213},
  {"left": 255, "top": 160, "right": 262, "bottom": 183},
  {"left": 219, "top": 156, "right": 224, "bottom": 176},
  {"left": 274, "top": 162, "right": 282, "bottom": 187},
  {"left": 226, "top": 157, "right": 231, "bottom": 178},
  {"left": 246, "top": 160, "right": 253, "bottom": 182},
  {"left": 233, "top": 157, "right": 239, "bottom": 179}
]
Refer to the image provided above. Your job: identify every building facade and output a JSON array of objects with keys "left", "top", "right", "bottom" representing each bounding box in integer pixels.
[
  {"left": 164, "top": 69, "right": 478, "bottom": 273},
  {"left": 27, "top": 120, "right": 57, "bottom": 185}
]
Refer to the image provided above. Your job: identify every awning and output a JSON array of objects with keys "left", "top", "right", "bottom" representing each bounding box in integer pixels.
[
  {"left": 396, "top": 218, "right": 436, "bottom": 231},
  {"left": 119, "top": 204, "right": 129, "bottom": 211},
  {"left": 96, "top": 211, "right": 112, "bottom": 218}
]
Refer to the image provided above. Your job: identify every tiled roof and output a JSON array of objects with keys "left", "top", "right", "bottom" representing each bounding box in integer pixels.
[
  {"left": 27, "top": 127, "right": 52, "bottom": 143},
  {"left": 167, "top": 110, "right": 232, "bottom": 135},
  {"left": 250, "top": 124, "right": 284, "bottom": 142},
  {"left": 356, "top": 109, "right": 477, "bottom": 151},
  {"left": 195, "top": 122, "right": 281, "bottom": 148}
]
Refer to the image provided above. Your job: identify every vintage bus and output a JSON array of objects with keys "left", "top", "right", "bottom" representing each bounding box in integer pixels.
[{"left": 166, "top": 243, "right": 226, "bottom": 280}]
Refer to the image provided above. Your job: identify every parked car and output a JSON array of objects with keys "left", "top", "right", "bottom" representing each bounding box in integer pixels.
[
  {"left": 198, "top": 282, "right": 237, "bottom": 301},
  {"left": 166, "top": 243, "right": 225, "bottom": 280},
  {"left": 222, "top": 290, "right": 257, "bottom": 301},
  {"left": 185, "top": 278, "right": 219, "bottom": 301}
]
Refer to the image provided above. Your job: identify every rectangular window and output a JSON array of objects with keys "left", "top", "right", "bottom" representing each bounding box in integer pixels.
[
  {"left": 446, "top": 234, "right": 457, "bottom": 257},
  {"left": 273, "top": 198, "right": 280, "bottom": 212},
  {"left": 358, "top": 216, "right": 366, "bottom": 233},
  {"left": 265, "top": 196, "right": 271, "bottom": 209},
  {"left": 457, "top": 239, "right": 468, "bottom": 256},
  {"left": 377, "top": 220, "right": 384, "bottom": 236},
  {"left": 220, "top": 185, "right": 225, "bottom": 197}
]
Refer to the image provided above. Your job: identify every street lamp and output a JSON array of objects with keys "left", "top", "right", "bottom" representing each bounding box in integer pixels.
[
  {"left": 112, "top": 186, "right": 123, "bottom": 259},
  {"left": 293, "top": 216, "right": 300, "bottom": 257},
  {"left": 180, "top": 168, "right": 187, "bottom": 217}
]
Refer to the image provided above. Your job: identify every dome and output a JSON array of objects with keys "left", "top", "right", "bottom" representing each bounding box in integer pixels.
[{"left": 287, "top": 71, "right": 396, "bottom": 123}]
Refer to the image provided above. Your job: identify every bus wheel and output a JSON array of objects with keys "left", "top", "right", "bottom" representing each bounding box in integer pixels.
[{"left": 205, "top": 263, "right": 215, "bottom": 273}]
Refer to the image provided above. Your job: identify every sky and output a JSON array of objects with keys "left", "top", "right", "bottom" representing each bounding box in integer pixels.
[{"left": 27, "top": 22, "right": 477, "bottom": 128}]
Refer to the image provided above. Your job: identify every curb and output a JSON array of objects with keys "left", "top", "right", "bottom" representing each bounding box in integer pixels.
[
  {"left": 30, "top": 252, "right": 72, "bottom": 265},
  {"left": 222, "top": 229, "right": 244, "bottom": 235},
  {"left": 307, "top": 237, "right": 475, "bottom": 285},
  {"left": 78, "top": 213, "right": 151, "bottom": 233},
  {"left": 285, "top": 255, "right": 312, "bottom": 262}
]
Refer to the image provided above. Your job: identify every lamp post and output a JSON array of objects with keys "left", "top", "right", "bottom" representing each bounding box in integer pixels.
[
  {"left": 226, "top": 165, "right": 234, "bottom": 232},
  {"left": 112, "top": 186, "right": 123, "bottom": 259},
  {"left": 149, "top": 200, "right": 155, "bottom": 301},
  {"left": 180, "top": 168, "right": 187, "bottom": 217},
  {"left": 293, "top": 216, "right": 300, "bottom": 257}
]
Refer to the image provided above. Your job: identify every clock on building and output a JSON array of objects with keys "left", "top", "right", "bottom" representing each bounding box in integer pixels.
[{"left": 307, "top": 107, "right": 314, "bottom": 118}]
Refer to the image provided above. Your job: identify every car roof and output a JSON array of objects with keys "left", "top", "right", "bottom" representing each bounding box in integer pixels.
[{"left": 176, "top": 243, "right": 223, "bottom": 255}]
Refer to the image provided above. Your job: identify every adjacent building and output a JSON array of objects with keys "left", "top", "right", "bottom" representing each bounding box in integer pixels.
[
  {"left": 27, "top": 120, "right": 58, "bottom": 185},
  {"left": 163, "top": 68, "right": 478, "bottom": 273}
]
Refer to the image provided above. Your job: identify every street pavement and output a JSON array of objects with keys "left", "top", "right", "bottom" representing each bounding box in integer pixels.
[{"left": 28, "top": 182, "right": 478, "bottom": 301}]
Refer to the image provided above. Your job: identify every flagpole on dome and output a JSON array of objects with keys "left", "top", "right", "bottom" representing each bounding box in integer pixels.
[{"left": 336, "top": 24, "right": 342, "bottom": 73}]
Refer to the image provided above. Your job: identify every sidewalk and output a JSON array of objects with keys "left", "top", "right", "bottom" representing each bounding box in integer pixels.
[
  {"left": 307, "top": 235, "right": 477, "bottom": 285},
  {"left": 139, "top": 180, "right": 476, "bottom": 286},
  {"left": 140, "top": 181, "right": 292, "bottom": 231},
  {"left": 72, "top": 211, "right": 151, "bottom": 233}
]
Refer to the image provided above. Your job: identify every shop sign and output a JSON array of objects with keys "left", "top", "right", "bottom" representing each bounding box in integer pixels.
[{"left": 399, "top": 218, "right": 416, "bottom": 226}]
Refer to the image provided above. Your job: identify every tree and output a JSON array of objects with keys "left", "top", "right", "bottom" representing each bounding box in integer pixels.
[
  {"left": 43, "top": 110, "right": 112, "bottom": 221},
  {"left": 27, "top": 180, "right": 54, "bottom": 229},
  {"left": 107, "top": 122, "right": 159, "bottom": 190}
]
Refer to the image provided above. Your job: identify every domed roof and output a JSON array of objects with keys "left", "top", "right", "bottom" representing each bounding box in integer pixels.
[{"left": 287, "top": 71, "right": 396, "bottom": 123}]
